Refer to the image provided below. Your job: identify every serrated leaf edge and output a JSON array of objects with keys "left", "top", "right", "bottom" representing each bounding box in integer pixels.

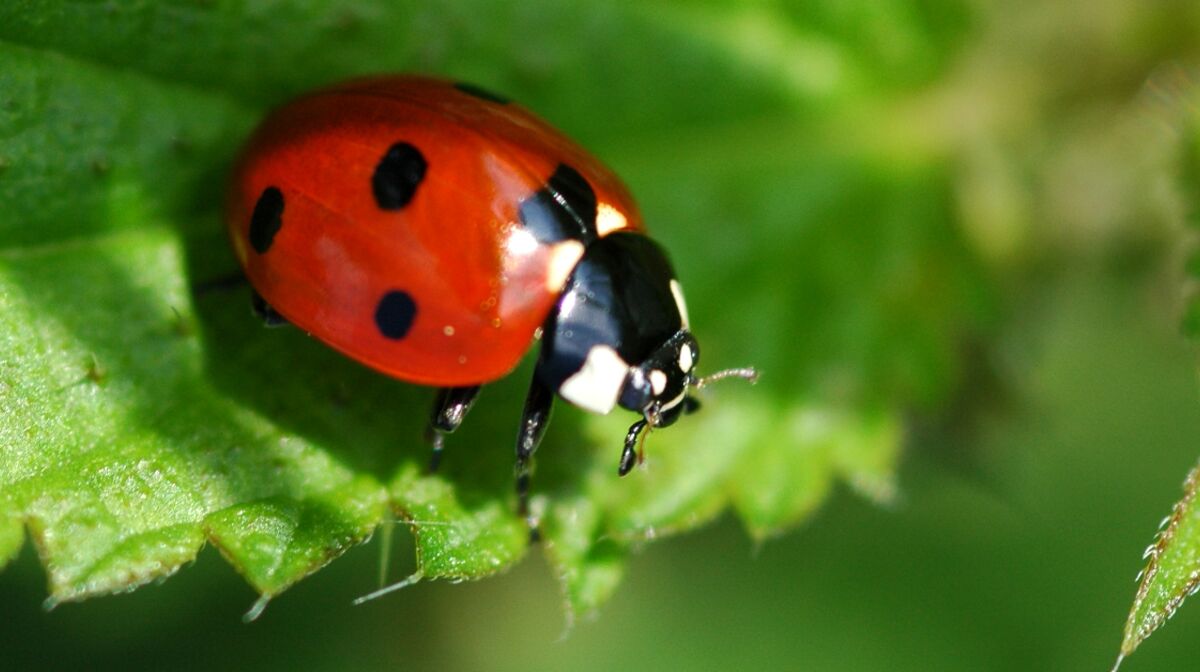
[{"left": 1121, "top": 459, "right": 1200, "bottom": 656}]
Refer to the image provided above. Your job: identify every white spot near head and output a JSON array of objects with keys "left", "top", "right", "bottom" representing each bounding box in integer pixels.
[
  {"left": 443, "top": 325, "right": 455, "bottom": 336},
  {"left": 559, "top": 345, "right": 631, "bottom": 415},
  {"left": 545, "top": 239, "right": 585, "bottom": 292},
  {"left": 596, "top": 202, "right": 628, "bottom": 236},
  {"left": 679, "top": 343, "right": 694, "bottom": 372},
  {"left": 558, "top": 290, "right": 578, "bottom": 318},
  {"left": 670, "top": 279, "right": 690, "bottom": 329},
  {"left": 649, "top": 369, "right": 667, "bottom": 395},
  {"left": 505, "top": 227, "right": 539, "bottom": 257}
]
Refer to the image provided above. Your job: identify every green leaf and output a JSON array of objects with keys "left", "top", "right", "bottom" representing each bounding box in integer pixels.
[
  {"left": 1, "top": 1, "right": 992, "bottom": 615},
  {"left": 734, "top": 404, "right": 901, "bottom": 539},
  {"left": 0, "top": 227, "right": 389, "bottom": 603},
  {"left": 1119, "top": 461, "right": 1200, "bottom": 662},
  {"left": 204, "top": 476, "right": 386, "bottom": 598},
  {"left": 543, "top": 496, "right": 626, "bottom": 617},
  {"left": 389, "top": 465, "right": 528, "bottom": 580}
]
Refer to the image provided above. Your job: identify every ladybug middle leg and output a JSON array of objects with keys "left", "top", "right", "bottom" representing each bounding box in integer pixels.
[
  {"left": 426, "top": 385, "right": 481, "bottom": 473},
  {"left": 515, "top": 375, "right": 554, "bottom": 522}
]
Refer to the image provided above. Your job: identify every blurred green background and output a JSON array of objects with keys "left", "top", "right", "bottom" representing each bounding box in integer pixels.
[{"left": 3, "top": 0, "right": 1200, "bottom": 670}]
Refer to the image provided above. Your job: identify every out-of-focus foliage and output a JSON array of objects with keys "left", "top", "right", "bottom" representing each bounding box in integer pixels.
[{"left": 0, "top": 0, "right": 1199, "bottom": 669}]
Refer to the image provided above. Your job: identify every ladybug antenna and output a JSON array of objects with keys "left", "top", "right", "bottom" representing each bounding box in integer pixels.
[{"left": 692, "top": 367, "right": 760, "bottom": 389}]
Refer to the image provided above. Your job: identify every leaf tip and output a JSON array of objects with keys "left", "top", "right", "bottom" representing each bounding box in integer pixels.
[{"left": 243, "top": 594, "right": 271, "bottom": 623}]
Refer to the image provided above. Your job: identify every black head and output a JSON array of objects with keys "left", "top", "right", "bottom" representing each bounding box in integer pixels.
[
  {"left": 617, "top": 330, "right": 699, "bottom": 424},
  {"left": 536, "top": 232, "right": 757, "bottom": 474},
  {"left": 536, "top": 232, "right": 702, "bottom": 420}
]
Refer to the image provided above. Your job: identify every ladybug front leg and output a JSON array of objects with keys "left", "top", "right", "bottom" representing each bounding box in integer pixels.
[
  {"left": 426, "top": 385, "right": 481, "bottom": 473},
  {"left": 515, "top": 374, "right": 554, "bottom": 521},
  {"left": 619, "top": 418, "right": 648, "bottom": 476}
]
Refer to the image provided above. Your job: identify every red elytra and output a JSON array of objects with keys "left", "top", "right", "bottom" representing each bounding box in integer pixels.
[{"left": 226, "top": 75, "right": 645, "bottom": 387}]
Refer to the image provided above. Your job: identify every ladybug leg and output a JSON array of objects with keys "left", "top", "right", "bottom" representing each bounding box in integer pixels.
[
  {"left": 515, "top": 374, "right": 554, "bottom": 522},
  {"left": 250, "top": 290, "right": 289, "bottom": 328},
  {"left": 425, "top": 386, "right": 481, "bottom": 473},
  {"left": 618, "top": 419, "right": 648, "bottom": 476}
]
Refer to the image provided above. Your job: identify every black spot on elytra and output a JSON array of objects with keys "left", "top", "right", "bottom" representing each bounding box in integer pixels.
[
  {"left": 518, "top": 163, "right": 598, "bottom": 244},
  {"left": 375, "top": 290, "right": 417, "bottom": 339},
  {"left": 372, "top": 142, "right": 427, "bottom": 210},
  {"left": 454, "top": 82, "right": 511, "bottom": 105},
  {"left": 249, "top": 186, "right": 285, "bottom": 254}
]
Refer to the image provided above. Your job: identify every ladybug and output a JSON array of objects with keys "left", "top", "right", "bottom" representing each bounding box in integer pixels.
[{"left": 226, "top": 75, "right": 756, "bottom": 515}]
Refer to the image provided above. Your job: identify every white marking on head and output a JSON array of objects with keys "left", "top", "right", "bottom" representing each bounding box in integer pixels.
[
  {"left": 649, "top": 369, "right": 667, "bottom": 395},
  {"left": 559, "top": 345, "right": 631, "bottom": 415},
  {"left": 670, "top": 279, "right": 690, "bottom": 329},
  {"left": 659, "top": 389, "right": 687, "bottom": 415},
  {"left": 545, "top": 240, "right": 585, "bottom": 291},
  {"left": 679, "top": 343, "right": 694, "bottom": 372},
  {"left": 443, "top": 325, "right": 455, "bottom": 336},
  {"left": 596, "top": 202, "right": 628, "bottom": 236}
]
